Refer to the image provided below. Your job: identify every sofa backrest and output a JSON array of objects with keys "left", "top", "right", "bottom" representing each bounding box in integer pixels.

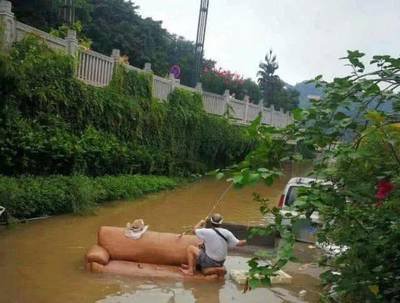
[{"left": 98, "top": 226, "right": 200, "bottom": 266}]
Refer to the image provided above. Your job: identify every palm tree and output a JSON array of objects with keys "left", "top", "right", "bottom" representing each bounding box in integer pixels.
[
  {"left": 257, "top": 49, "right": 279, "bottom": 83},
  {"left": 257, "top": 49, "right": 282, "bottom": 107}
]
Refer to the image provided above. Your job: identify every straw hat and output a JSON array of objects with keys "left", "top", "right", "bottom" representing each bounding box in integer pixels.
[
  {"left": 125, "top": 219, "right": 148, "bottom": 240},
  {"left": 126, "top": 219, "right": 145, "bottom": 232},
  {"left": 210, "top": 213, "right": 224, "bottom": 225}
]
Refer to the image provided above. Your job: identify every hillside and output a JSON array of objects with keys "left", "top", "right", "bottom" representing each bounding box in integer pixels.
[{"left": 294, "top": 81, "right": 324, "bottom": 108}]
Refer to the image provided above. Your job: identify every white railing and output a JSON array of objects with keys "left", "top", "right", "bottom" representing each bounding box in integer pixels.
[
  {"left": 124, "top": 64, "right": 143, "bottom": 73},
  {"left": 203, "top": 92, "right": 226, "bottom": 116},
  {"left": 77, "top": 48, "right": 114, "bottom": 87},
  {"left": 229, "top": 99, "right": 246, "bottom": 121},
  {"left": 15, "top": 21, "right": 68, "bottom": 51},
  {"left": 153, "top": 75, "right": 173, "bottom": 101},
  {"left": 247, "top": 103, "right": 260, "bottom": 122},
  {"left": 0, "top": 0, "right": 293, "bottom": 127}
]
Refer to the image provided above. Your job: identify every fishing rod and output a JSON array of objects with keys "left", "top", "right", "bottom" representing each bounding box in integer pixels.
[
  {"left": 204, "top": 182, "right": 234, "bottom": 220},
  {"left": 178, "top": 182, "right": 234, "bottom": 237}
]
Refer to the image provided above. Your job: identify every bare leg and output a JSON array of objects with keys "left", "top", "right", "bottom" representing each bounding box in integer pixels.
[
  {"left": 180, "top": 264, "right": 189, "bottom": 269},
  {"left": 202, "top": 267, "right": 226, "bottom": 278},
  {"left": 179, "top": 245, "right": 200, "bottom": 275}
]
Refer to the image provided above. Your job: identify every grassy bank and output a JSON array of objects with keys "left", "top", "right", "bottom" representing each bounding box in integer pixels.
[
  {"left": 0, "top": 37, "right": 253, "bottom": 220},
  {"left": 0, "top": 175, "right": 177, "bottom": 219}
]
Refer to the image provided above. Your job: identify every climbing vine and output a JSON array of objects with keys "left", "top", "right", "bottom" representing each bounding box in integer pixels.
[{"left": 0, "top": 36, "right": 253, "bottom": 177}]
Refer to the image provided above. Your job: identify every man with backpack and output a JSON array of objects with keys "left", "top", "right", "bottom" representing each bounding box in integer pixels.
[{"left": 179, "top": 213, "right": 247, "bottom": 277}]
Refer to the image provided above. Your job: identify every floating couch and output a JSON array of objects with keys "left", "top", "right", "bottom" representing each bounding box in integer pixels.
[{"left": 85, "top": 226, "right": 219, "bottom": 280}]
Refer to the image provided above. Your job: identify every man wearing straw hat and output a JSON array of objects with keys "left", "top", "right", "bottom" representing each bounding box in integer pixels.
[{"left": 180, "top": 213, "right": 247, "bottom": 277}]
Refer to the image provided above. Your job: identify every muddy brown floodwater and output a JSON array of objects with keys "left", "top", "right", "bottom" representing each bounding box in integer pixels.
[{"left": 0, "top": 164, "right": 322, "bottom": 303}]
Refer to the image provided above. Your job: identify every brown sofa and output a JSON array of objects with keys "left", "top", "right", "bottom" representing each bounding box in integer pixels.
[{"left": 85, "top": 226, "right": 218, "bottom": 280}]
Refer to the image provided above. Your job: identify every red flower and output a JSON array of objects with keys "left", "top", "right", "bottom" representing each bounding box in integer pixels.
[{"left": 375, "top": 180, "right": 394, "bottom": 207}]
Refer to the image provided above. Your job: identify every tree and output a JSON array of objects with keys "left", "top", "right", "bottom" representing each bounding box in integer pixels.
[
  {"left": 166, "top": 36, "right": 196, "bottom": 86},
  {"left": 224, "top": 50, "right": 400, "bottom": 301},
  {"left": 257, "top": 49, "right": 280, "bottom": 105},
  {"left": 82, "top": 0, "right": 167, "bottom": 73},
  {"left": 257, "top": 49, "right": 299, "bottom": 111},
  {"left": 12, "top": 0, "right": 92, "bottom": 31},
  {"left": 242, "top": 79, "right": 262, "bottom": 104},
  {"left": 12, "top": 0, "right": 196, "bottom": 85}
]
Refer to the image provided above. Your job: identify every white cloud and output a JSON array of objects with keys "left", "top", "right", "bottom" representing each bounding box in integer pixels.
[{"left": 135, "top": 0, "right": 400, "bottom": 84}]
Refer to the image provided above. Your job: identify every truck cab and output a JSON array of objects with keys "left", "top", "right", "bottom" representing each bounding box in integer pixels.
[
  {"left": 278, "top": 177, "right": 321, "bottom": 226},
  {"left": 276, "top": 177, "right": 347, "bottom": 256}
]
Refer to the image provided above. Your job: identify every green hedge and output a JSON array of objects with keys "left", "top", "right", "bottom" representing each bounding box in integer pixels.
[
  {"left": 0, "top": 175, "right": 177, "bottom": 218},
  {"left": 0, "top": 36, "right": 253, "bottom": 177}
]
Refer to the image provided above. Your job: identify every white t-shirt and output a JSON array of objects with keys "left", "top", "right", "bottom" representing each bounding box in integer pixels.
[{"left": 195, "top": 228, "right": 240, "bottom": 262}]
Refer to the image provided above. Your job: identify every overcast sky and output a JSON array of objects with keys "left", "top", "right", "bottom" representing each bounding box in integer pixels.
[{"left": 134, "top": 0, "right": 400, "bottom": 85}]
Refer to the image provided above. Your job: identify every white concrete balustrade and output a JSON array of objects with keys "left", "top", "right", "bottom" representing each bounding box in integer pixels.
[
  {"left": 0, "top": 0, "right": 293, "bottom": 127},
  {"left": 15, "top": 21, "right": 68, "bottom": 51},
  {"left": 77, "top": 48, "right": 114, "bottom": 87},
  {"left": 153, "top": 75, "right": 173, "bottom": 101}
]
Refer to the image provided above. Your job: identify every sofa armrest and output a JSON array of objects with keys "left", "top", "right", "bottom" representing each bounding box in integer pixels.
[{"left": 86, "top": 244, "right": 110, "bottom": 265}]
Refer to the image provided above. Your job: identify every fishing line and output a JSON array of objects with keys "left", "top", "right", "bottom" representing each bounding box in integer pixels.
[
  {"left": 179, "top": 182, "right": 234, "bottom": 237},
  {"left": 204, "top": 182, "right": 234, "bottom": 220}
]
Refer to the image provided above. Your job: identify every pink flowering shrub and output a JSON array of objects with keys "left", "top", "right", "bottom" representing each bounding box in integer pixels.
[{"left": 201, "top": 66, "right": 261, "bottom": 103}]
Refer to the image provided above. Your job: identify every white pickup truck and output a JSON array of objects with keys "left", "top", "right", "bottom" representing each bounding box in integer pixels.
[
  {"left": 276, "top": 177, "right": 347, "bottom": 256},
  {"left": 263, "top": 177, "right": 321, "bottom": 243},
  {"left": 0, "top": 206, "right": 7, "bottom": 225},
  {"left": 278, "top": 177, "right": 322, "bottom": 226}
]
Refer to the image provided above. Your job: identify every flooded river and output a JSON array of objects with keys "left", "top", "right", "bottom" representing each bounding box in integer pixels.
[{"left": 0, "top": 165, "right": 322, "bottom": 303}]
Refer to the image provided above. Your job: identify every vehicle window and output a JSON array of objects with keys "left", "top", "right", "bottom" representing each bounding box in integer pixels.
[{"left": 285, "top": 186, "right": 299, "bottom": 207}]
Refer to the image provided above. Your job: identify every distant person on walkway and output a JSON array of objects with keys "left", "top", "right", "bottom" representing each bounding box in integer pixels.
[{"left": 179, "top": 213, "right": 247, "bottom": 277}]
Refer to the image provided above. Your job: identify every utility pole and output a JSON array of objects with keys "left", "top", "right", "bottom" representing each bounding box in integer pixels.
[{"left": 193, "top": 0, "right": 209, "bottom": 87}]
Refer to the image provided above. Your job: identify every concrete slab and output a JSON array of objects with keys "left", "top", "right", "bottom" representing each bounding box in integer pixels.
[{"left": 230, "top": 269, "right": 292, "bottom": 285}]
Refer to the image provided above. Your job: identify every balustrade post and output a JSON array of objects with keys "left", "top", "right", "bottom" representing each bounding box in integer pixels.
[
  {"left": 195, "top": 82, "right": 204, "bottom": 109},
  {"left": 65, "top": 29, "right": 78, "bottom": 56},
  {"left": 111, "top": 49, "right": 120, "bottom": 65},
  {"left": 0, "top": 1, "right": 16, "bottom": 51},
  {"left": 144, "top": 62, "right": 152, "bottom": 72},
  {"left": 280, "top": 108, "right": 285, "bottom": 128},
  {"left": 243, "top": 95, "right": 250, "bottom": 123},
  {"left": 195, "top": 82, "right": 203, "bottom": 92},
  {"left": 270, "top": 104, "right": 275, "bottom": 126},
  {"left": 223, "top": 89, "right": 230, "bottom": 117},
  {"left": 169, "top": 73, "right": 177, "bottom": 92},
  {"left": 259, "top": 100, "right": 264, "bottom": 123},
  {"left": 109, "top": 49, "right": 120, "bottom": 83}
]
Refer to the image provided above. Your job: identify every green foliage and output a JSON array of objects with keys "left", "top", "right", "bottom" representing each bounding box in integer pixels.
[
  {"left": 110, "top": 64, "right": 153, "bottom": 100},
  {"left": 0, "top": 37, "right": 252, "bottom": 177},
  {"left": 236, "top": 50, "right": 400, "bottom": 301},
  {"left": 167, "top": 37, "right": 196, "bottom": 86},
  {"left": 10, "top": 0, "right": 258, "bottom": 89},
  {"left": 257, "top": 49, "right": 299, "bottom": 111},
  {"left": 50, "top": 21, "right": 92, "bottom": 49},
  {"left": 11, "top": 0, "right": 93, "bottom": 34},
  {"left": 0, "top": 175, "right": 177, "bottom": 218},
  {"left": 82, "top": 0, "right": 172, "bottom": 76},
  {"left": 12, "top": 0, "right": 194, "bottom": 84}
]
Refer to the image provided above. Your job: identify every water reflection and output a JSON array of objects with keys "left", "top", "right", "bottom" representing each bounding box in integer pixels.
[{"left": 93, "top": 249, "right": 321, "bottom": 303}]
